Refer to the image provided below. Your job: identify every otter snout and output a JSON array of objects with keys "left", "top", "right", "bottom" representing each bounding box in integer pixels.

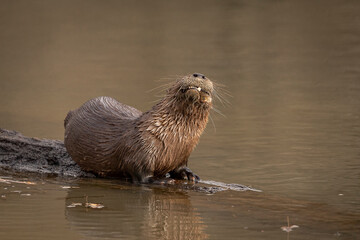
[
  {"left": 200, "top": 92, "right": 212, "bottom": 103},
  {"left": 184, "top": 86, "right": 212, "bottom": 104},
  {"left": 192, "top": 73, "right": 206, "bottom": 79},
  {"left": 175, "top": 73, "right": 214, "bottom": 105},
  {"left": 185, "top": 88, "right": 201, "bottom": 102}
]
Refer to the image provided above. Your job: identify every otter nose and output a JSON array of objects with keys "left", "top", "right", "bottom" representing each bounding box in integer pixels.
[{"left": 192, "top": 73, "right": 206, "bottom": 79}]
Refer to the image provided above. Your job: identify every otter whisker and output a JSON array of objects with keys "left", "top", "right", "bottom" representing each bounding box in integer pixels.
[
  {"left": 212, "top": 83, "right": 231, "bottom": 106},
  {"left": 209, "top": 114, "right": 216, "bottom": 133},
  {"left": 147, "top": 82, "right": 172, "bottom": 94},
  {"left": 211, "top": 107, "right": 226, "bottom": 118},
  {"left": 214, "top": 85, "right": 232, "bottom": 99}
]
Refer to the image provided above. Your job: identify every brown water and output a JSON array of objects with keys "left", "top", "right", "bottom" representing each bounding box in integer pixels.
[{"left": 1, "top": 0, "right": 360, "bottom": 239}]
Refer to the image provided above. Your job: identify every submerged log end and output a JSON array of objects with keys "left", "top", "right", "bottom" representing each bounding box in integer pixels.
[{"left": 0, "top": 128, "right": 92, "bottom": 177}]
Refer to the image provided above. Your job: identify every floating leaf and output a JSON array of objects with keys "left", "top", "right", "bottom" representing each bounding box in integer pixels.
[
  {"left": 67, "top": 203, "right": 82, "bottom": 208},
  {"left": 61, "top": 186, "right": 80, "bottom": 189},
  {"left": 281, "top": 225, "right": 299, "bottom": 232},
  {"left": 85, "top": 203, "right": 105, "bottom": 209},
  {"left": 0, "top": 178, "right": 36, "bottom": 185},
  {"left": 281, "top": 216, "right": 299, "bottom": 232}
]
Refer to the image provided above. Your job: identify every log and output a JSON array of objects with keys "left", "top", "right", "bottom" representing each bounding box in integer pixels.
[
  {"left": 0, "top": 128, "right": 255, "bottom": 193},
  {"left": 0, "top": 128, "right": 92, "bottom": 177}
]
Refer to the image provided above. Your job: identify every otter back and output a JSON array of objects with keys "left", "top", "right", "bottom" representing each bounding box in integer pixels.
[{"left": 64, "top": 96, "right": 142, "bottom": 177}]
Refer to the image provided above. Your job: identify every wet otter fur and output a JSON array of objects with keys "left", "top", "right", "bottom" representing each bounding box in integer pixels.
[{"left": 64, "top": 73, "right": 214, "bottom": 183}]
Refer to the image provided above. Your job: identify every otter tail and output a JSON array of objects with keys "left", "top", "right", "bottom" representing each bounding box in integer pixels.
[{"left": 64, "top": 110, "right": 73, "bottom": 128}]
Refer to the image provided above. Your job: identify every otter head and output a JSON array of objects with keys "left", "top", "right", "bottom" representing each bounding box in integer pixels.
[
  {"left": 167, "top": 73, "right": 214, "bottom": 113},
  {"left": 143, "top": 73, "right": 215, "bottom": 141}
]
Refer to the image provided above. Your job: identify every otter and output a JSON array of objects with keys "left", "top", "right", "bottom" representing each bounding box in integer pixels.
[{"left": 64, "top": 73, "right": 214, "bottom": 183}]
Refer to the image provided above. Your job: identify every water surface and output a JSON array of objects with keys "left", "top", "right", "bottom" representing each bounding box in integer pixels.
[{"left": 1, "top": 0, "right": 360, "bottom": 239}]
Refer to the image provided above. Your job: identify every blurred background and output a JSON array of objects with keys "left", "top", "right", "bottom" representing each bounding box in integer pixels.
[{"left": 0, "top": 0, "right": 359, "bottom": 239}]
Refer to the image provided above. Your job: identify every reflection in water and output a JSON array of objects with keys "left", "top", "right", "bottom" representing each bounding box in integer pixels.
[
  {"left": 65, "top": 180, "right": 207, "bottom": 240},
  {"left": 1, "top": 174, "right": 359, "bottom": 240}
]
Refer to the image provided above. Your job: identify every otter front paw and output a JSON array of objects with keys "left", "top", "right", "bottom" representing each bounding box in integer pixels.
[{"left": 170, "top": 167, "right": 200, "bottom": 182}]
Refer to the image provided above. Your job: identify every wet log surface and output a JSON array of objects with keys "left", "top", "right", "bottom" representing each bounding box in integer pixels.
[{"left": 0, "top": 128, "right": 91, "bottom": 177}]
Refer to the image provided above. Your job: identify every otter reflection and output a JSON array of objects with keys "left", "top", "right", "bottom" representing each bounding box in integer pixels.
[{"left": 65, "top": 180, "right": 208, "bottom": 240}]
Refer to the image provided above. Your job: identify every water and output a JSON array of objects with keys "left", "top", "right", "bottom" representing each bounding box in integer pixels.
[{"left": 1, "top": 0, "right": 360, "bottom": 239}]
